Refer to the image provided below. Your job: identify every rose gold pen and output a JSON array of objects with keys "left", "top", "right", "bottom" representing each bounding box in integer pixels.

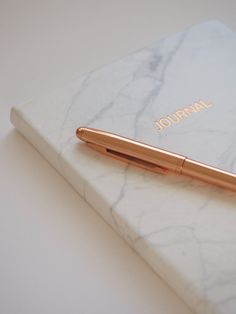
[{"left": 76, "top": 127, "right": 236, "bottom": 192}]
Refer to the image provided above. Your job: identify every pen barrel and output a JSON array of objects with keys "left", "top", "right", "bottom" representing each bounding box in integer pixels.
[{"left": 182, "top": 159, "right": 236, "bottom": 192}]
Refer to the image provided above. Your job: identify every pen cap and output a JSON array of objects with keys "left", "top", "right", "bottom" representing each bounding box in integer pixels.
[{"left": 76, "top": 127, "right": 186, "bottom": 174}]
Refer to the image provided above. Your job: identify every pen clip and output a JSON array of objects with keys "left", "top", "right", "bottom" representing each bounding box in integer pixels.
[{"left": 87, "top": 143, "right": 168, "bottom": 175}]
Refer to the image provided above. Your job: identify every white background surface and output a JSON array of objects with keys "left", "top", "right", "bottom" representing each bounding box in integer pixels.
[{"left": 1, "top": 1, "right": 236, "bottom": 313}]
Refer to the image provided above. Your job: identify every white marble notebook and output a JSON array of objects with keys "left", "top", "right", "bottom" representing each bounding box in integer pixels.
[{"left": 11, "top": 21, "right": 236, "bottom": 314}]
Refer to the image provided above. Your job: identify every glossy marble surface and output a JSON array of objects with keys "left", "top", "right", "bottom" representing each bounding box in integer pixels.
[{"left": 11, "top": 21, "right": 236, "bottom": 314}]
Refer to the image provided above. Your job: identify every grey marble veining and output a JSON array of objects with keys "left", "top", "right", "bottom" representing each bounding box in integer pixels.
[{"left": 11, "top": 21, "right": 236, "bottom": 314}]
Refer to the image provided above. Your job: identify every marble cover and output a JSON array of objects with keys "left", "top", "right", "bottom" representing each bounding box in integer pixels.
[{"left": 11, "top": 21, "right": 236, "bottom": 314}]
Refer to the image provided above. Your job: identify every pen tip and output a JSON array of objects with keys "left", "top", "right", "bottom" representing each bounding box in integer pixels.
[{"left": 76, "top": 127, "right": 85, "bottom": 140}]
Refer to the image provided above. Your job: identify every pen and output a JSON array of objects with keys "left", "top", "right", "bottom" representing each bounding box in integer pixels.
[{"left": 76, "top": 127, "right": 236, "bottom": 192}]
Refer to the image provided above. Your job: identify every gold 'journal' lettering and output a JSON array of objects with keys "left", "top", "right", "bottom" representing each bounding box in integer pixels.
[{"left": 155, "top": 100, "right": 212, "bottom": 131}]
